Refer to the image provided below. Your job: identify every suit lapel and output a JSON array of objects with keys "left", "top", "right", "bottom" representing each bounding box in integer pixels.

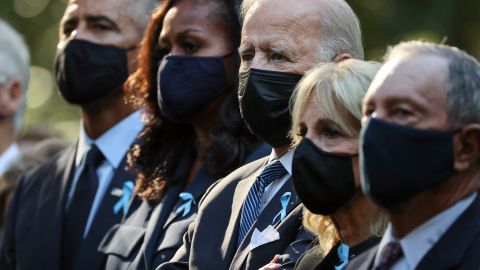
[
  {"left": 163, "top": 169, "right": 213, "bottom": 229},
  {"left": 141, "top": 184, "right": 182, "bottom": 269},
  {"left": 230, "top": 176, "right": 298, "bottom": 269},
  {"left": 74, "top": 156, "right": 135, "bottom": 270},
  {"left": 34, "top": 145, "right": 77, "bottom": 270},
  {"left": 416, "top": 192, "right": 480, "bottom": 270},
  {"left": 220, "top": 162, "right": 266, "bottom": 265}
]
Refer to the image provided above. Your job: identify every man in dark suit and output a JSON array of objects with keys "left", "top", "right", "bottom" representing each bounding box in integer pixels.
[
  {"left": 157, "top": 0, "right": 364, "bottom": 269},
  {"left": 0, "top": 0, "right": 157, "bottom": 269},
  {"left": 346, "top": 41, "right": 480, "bottom": 270}
]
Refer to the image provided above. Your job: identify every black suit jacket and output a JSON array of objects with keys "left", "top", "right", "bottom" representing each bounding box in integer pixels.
[
  {"left": 345, "top": 192, "right": 480, "bottom": 270},
  {"left": 157, "top": 156, "right": 314, "bottom": 270},
  {"left": 0, "top": 143, "right": 136, "bottom": 270},
  {"left": 99, "top": 143, "right": 272, "bottom": 270}
]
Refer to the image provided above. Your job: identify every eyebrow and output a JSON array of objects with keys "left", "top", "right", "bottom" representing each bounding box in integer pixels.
[{"left": 86, "top": 14, "right": 119, "bottom": 31}]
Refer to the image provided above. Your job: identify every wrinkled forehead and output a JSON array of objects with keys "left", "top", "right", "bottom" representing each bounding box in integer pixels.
[
  {"left": 368, "top": 53, "right": 449, "bottom": 103},
  {"left": 241, "top": 0, "right": 323, "bottom": 49},
  {"left": 63, "top": 0, "right": 128, "bottom": 25}
]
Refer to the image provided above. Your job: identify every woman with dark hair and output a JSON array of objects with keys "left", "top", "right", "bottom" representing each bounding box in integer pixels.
[{"left": 98, "top": 0, "right": 269, "bottom": 269}]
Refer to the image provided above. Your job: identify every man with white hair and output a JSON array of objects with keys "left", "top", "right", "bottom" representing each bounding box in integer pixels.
[
  {"left": 0, "top": 1, "right": 157, "bottom": 269},
  {"left": 157, "top": 0, "right": 364, "bottom": 269},
  {"left": 346, "top": 41, "right": 480, "bottom": 269},
  {"left": 0, "top": 20, "right": 29, "bottom": 177}
]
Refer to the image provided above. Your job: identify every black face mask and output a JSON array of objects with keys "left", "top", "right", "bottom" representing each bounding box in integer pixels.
[
  {"left": 292, "top": 138, "right": 357, "bottom": 215},
  {"left": 238, "top": 68, "right": 303, "bottom": 147},
  {"left": 361, "top": 118, "right": 457, "bottom": 208},
  {"left": 157, "top": 54, "right": 231, "bottom": 122},
  {"left": 54, "top": 39, "right": 129, "bottom": 105}
]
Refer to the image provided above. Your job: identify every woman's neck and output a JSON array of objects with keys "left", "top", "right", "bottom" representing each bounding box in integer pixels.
[{"left": 330, "top": 193, "right": 378, "bottom": 247}]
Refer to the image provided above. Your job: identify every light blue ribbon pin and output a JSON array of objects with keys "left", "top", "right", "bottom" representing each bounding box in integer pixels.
[
  {"left": 175, "top": 192, "right": 195, "bottom": 217},
  {"left": 272, "top": 192, "right": 292, "bottom": 224},
  {"left": 113, "top": 181, "right": 134, "bottom": 215},
  {"left": 334, "top": 243, "right": 350, "bottom": 270}
]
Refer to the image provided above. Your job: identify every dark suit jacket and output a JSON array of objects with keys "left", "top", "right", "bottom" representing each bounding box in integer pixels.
[
  {"left": 345, "top": 192, "right": 480, "bottom": 270},
  {"left": 0, "top": 143, "right": 136, "bottom": 270},
  {"left": 157, "top": 156, "right": 315, "bottom": 270},
  {"left": 99, "top": 143, "right": 272, "bottom": 270}
]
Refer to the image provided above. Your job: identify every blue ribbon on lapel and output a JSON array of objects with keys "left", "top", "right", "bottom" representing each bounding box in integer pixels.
[
  {"left": 175, "top": 192, "right": 195, "bottom": 217},
  {"left": 334, "top": 243, "right": 350, "bottom": 270},
  {"left": 113, "top": 181, "right": 134, "bottom": 215},
  {"left": 272, "top": 192, "right": 291, "bottom": 224}
]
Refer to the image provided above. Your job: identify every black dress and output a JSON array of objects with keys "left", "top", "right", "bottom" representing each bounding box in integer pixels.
[{"left": 294, "top": 237, "right": 380, "bottom": 270}]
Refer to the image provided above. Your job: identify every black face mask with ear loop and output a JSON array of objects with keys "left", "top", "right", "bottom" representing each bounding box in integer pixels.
[
  {"left": 238, "top": 68, "right": 303, "bottom": 147},
  {"left": 157, "top": 52, "right": 235, "bottom": 122},
  {"left": 361, "top": 118, "right": 460, "bottom": 208},
  {"left": 292, "top": 138, "right": 358, "bottom": 215},
  {"left": 54, "top": 39, "right": 136, "bottom": 105}
]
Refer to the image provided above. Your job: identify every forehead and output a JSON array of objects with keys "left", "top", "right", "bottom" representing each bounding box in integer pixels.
[
  {"left": 367, "top": 54, "right": 449, "bottom": 104},
  {"left": 162, "top": 2, "right": 216, "bottom": 32},
  {"left": 63, "top": 0, "right": 128, "bottom": 24},
  {"left": 241, "top": 0, "right": 322, "bottom": 47}
]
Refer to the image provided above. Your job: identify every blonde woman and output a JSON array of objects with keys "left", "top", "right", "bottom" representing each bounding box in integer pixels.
[
  {"left": 261, "top": 59, "right": 386, "bottom": 270},
  {"left": 293, "top": 59, "right": 388, "bottom": 270}
]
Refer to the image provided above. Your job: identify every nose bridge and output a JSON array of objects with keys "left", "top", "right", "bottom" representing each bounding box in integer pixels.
[
  {"left": 250, "top": 51, "right": 268, "bottom": 70},
  {"left": 70, "top": 21, "right": 93, "bottom": 42}
]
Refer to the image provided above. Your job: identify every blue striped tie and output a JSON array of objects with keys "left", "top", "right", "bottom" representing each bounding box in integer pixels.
[{"left": 237, "top": 160, "right": 287, "bottom": 246}]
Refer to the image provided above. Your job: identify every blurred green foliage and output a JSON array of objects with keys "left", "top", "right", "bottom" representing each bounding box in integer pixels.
[{"left": 0, "top": 0, "right": 479, "bottom": 141}]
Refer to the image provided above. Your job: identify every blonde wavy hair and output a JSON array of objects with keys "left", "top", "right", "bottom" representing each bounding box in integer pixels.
[{"left": 290, "top": 59, "right": 384, "bottom": 254}]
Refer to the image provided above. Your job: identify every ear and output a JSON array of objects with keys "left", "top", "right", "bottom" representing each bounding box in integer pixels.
[
  {"left": 0, "top": 79, "right": 23, "bottom": 116},
  {"left": 453, "top": 124, "right": 480, "bottom": 171},
  {"left": 333, "top": 53, "right": 352, "bottom": 62}
]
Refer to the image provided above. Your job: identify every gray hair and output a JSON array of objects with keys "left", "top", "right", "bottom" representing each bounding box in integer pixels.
[
  {"left": 241, "top": 0, "right": 364, "bottom": 61},
  {"left": 314, "top": 0, "right": 364, "bottom": 61},
  {"left": 67, "top": 0, "right": 159, "bottom": 31},
  {"left": 386, "top": 41, "right": 480, "bottom": 129},
  {"left": 0, "top": 19, "right": 30, "bottom": 133},
  {"left": 126, "top": 0, "right": 159, "bottom": 31}
]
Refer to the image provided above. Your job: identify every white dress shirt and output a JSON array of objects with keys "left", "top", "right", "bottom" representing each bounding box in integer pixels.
[
  {"left": 374, "top": 192, "right": 477, "bottom": 270},
  {"left": 0, "top": 143, "right": 21, "bottom": 176},
  {"left": 66, "top": 110, "right": 144, "bottom": 237},
  {"left": 258, "top": 149, "right": 293, "bottom": 212}
]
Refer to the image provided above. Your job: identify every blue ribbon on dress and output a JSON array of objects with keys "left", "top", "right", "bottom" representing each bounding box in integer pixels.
[
  {"left": 175, "top": 192, "right": 195, "bottom": 217},
  {"left": 113, "top": 181, "right": 134, "bottom": 215},
  {"left": 272, "top": 192, "right": 292, "bottom": 224},
  {"left": 334, "top": 243, "right": 350, "bottom": 270}
]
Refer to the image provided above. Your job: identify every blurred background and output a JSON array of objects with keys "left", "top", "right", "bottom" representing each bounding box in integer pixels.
[{"left": 0, "top": 0, "right": 479, "bottom": 142}]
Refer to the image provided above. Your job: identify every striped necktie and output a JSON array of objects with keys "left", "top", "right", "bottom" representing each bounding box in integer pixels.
[
  {"left": 375, "top": 242, "right": 403, "bottom": 270},
  {"left": 237, "top": 160, "right": 287, "bottom": 246}
]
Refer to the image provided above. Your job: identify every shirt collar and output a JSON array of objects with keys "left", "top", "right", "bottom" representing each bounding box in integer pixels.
[
  {"left": 0, "top": 143, "right": 21, "bottom": 175},
  {"left": 375, "top": 192, "right": 477, "bottom": 269},
  {"left": 267, "top": 148, "right": 293, "bottom": 175},
  {"left": 76, "top": 110, "right": 144, "bottom": 169}
]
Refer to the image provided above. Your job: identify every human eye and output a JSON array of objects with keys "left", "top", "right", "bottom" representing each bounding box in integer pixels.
[
  {"left": 390, "top": 106, "right": 413, "bottom": 119},
  {"left": 183, "top": 42, "right": 199, "bottom": 54},
  {"left": 91, "top": 22, "right": 114, "bottom": 33},
  {"left": 240, "top": 51, "right": 254, "bottom": 62},
  {"left": 61, "top": 21, "right": 77, "bottom": 38},
  {"left": 323, "top": 126, "right": 342, "bottom": 139},
  {"left": 297, "top": 125, "right": 307, "bottom": 137},
  {"left": 271, "top": 52, "right": 287, "bottom": 61}
]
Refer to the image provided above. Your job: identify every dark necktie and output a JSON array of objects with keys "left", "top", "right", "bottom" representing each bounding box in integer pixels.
[
  {"left": 375, "top": 242, "right": 404, "bottom": 270},
  {"left": 237, "top": 160, "right": 287, "bottom": 246},
  {"left": 62, "top": 145, "right": 103, "bottom": 268}
]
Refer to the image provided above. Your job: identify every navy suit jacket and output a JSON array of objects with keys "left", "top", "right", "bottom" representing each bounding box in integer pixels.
[
  {"left": 0, "top": 143, "right": 136, "bottom": 270},
  {"left": 156, "top": 156, "right": 314, "bottom": 270},
  {"left": 99, "top": 143, "right": 272, "bottom": 270},
  {"left": 345, "top": 191, "right": 480, "bottom": 270}
]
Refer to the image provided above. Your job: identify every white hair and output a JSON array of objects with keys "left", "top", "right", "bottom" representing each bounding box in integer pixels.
[
  {"left": 314, "top": 0, "right": 364, "bottom": 61},
  {"left": 241, "top": 0, "right": 364, "bottom": 61},
  {"left": 386, "top": 41, "right": 480, "bottom": 129},
  {"left": 0, "top": 19, "right": 30, "bottom": 133}
]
